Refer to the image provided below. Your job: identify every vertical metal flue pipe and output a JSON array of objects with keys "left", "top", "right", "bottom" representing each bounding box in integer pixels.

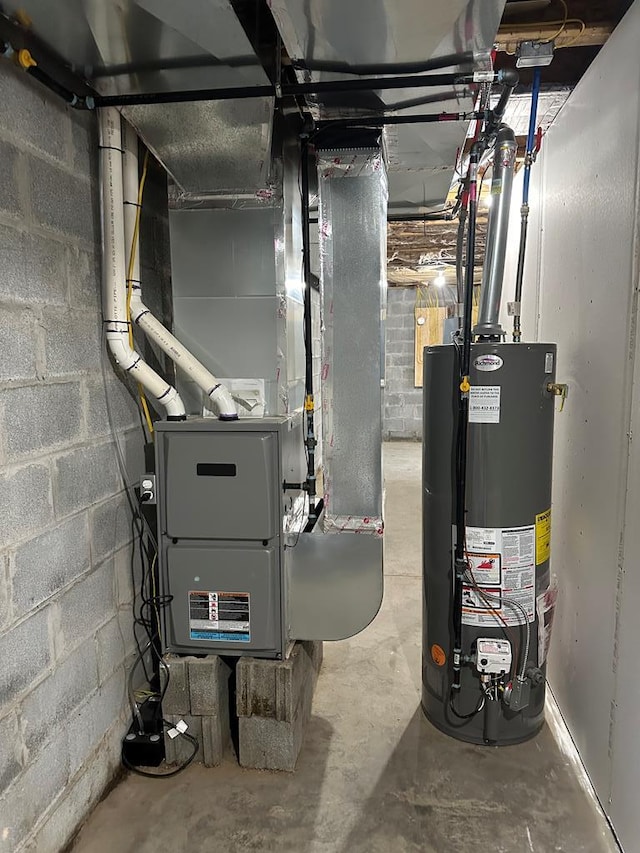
[{"left": 473, "top": 126, "right": 517, "bottom": 338}]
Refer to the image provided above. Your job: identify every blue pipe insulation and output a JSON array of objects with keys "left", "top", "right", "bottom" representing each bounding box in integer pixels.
[{"left": 522, "top": 67, "right": 542, "bottom": 204}]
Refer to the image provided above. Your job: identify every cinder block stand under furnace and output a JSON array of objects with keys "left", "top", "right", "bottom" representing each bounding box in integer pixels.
[{"left": 422, "top": 342, "right": 556, "bottom": 745}]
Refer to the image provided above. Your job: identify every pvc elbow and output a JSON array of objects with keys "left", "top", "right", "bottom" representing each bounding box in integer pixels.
[
  {"left": 162, "top": 387, "right": 187, "bottom": 419},
  {"left": 106, "top": 332, "right": 138, "bottom": 371},
  {"left": 209, "top": 385, "right": 238, "bottom": 420}
]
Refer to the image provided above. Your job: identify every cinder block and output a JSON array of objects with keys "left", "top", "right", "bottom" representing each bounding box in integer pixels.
[
  {"left": 0, "top": 463, "right": 53, "bottom": 549},
  {"left": 302, "top": 639, "right": 323, "bottom": 674},
  {"left": 0, "top": 63, "right": 69, "bottom": 163},
  {"left": 65, "top": 667, "right": 126, "bottom": 778},
  {"left": 0, "top": 712, "right": 23, "bottom": 794},
  {"left": 0, "top": 138, "right": 22, "bottom": 217},
  {"left": 58, "top": 559, "right": 115, "bottom": 652},
  {"left": 237, "top": 641, "right": 322, "bottom": 771},
  {"left": 201, "top": 713, "right": 231, "bottom": 767},
  {"left": 13, "top": 513, "right": 91, "bottom": 618},
  {"left": 67, "top": 245, "right": 100, "bottom": 310},
  {"left": 22, "top": 736, "right": 109, "bottom": 853},
  {"left": 43, "top": 306, "right": 102, "bottom": 377},
  {"left": 0, "top": 606, "right": 50, "bottom": 707},
  {"left": 159, "top": 654, "right": 190, "bottom": 715},
  {"left": 0, "top": 732, "right": 69, "bottom": 852},
  {"left": 0, "top": 555, "right": 9, "bottom": 633},
  {"left": 0, "top": 223, "right": 24, "bottom": 298},
  {"left": 21, "top": 641, "right": 98, "bottom": 754},
  {"left": 187, "top": 655, "right": 231, "bottom": 715},
  {"left": 53, "top": 442, "right": 120, "bottom": 518},
  {"left": 164, "top": 715, "right": 204, "bottom": 765},
  {"left": 96, "top": 616, "right": 126, "bottom": 684},
  {"left": 383, "top": 417, "right": 405, "bottom": 435},
  {"left": 29, "top": 156, "right": 98, "bottom": 244},
  {"left": 113, "top": 542, "right": 137, "bottom": 607},
  {"left": 86, "top": 373, "right": 140, "bottom": 438},
  {"left": 90, "top": 491, "right": 133, "bottom": 565},
  {"left": 71, "top": 111, "right": 97, "bottom": 179},
  {"left": 1, "top": 382, "right": 82, "bottom": 461},
  {"left": 0, "top": 306, "right": 37, "bottom": 382}
]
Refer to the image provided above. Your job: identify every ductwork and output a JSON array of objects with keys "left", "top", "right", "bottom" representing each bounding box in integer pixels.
[
  {"left": 474, "top": 125, "right": 518, "bottom": 337},
  {"left": 121, "top": 121, "right": 237, "bottom": 420},
  {"left": 99, "top": 107, "right": 186, "bottom": 421}
]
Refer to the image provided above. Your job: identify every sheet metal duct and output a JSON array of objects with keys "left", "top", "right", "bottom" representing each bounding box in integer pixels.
[
  {"left": 268, "top": 0, "right": 506, "bottom": 213},
  {"left": 0, "top": 0, "right": 274, "bottom": 194}
]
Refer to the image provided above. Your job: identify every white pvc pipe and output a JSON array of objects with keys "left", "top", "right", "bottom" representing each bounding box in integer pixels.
[
  {"left": 121, "top": 121, "right": 237, "bottom": 421},
  {"left": 99, "top": 107, "right": 186, "bottom": 420}
]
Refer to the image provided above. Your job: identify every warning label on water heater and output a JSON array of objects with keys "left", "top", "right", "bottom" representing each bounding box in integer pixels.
[
  {"left": 189, "top": 591, "right": 250, "bottom": 642},
  {"left": 469, "top": 385, "right": 501, "bottom": 423},
  {"left": 460, "top": 525, "right": 536, "bottom": 627}
]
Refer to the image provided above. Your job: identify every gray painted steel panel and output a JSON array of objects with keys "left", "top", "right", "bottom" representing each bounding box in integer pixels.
[
  {"left": 166, "top": 542, "right": 280, "bottom": 655},
  {"left": 161, "top": 431, "right": 278, "bottom": 540},
  {"left": 422, "top": 342, "right": 556, "bottom": 744},
  {"left": 156, "top": 415, "right": 306, "bottom": 658}
]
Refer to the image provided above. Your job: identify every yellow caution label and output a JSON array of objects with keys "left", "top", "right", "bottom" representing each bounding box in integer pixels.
[{"left": 536, "top": 508, "right": 551, "bottom": 565}]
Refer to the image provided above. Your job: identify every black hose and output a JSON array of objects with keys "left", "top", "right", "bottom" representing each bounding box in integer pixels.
[
  {"left": 93, "top": 72, "right": 482, "bottom": 109},
  {"left": 300, "top": 137, "right": 317, "bottom": 521},
  {"left": 26, "top": 65, "right": 81, "bottom": 106},
  {"left": 451, "top": 145, "right": 481, "bottom": 692},
  {"left": 294, "top": 50, "right": 476, "bottom": 77}
]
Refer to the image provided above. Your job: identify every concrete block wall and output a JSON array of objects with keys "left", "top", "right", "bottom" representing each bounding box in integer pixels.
[
  {"left": 384, "top": 286, "right": 422, "bottom": 441},
  {"left": 0, "top": 64, "right": 168, "bottom": 852}
]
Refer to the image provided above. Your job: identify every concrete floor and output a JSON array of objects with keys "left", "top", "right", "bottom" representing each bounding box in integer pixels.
[{"left": 72, "top": 443, "right": 617, "bottom": 853}]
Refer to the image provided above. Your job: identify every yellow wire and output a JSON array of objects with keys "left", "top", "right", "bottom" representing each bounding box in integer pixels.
[
  {"left": 542, "top": 0, "right": 569, "bottom": 42},
  {"left": 126, "top": 150, "right": 154, "bottom": 437}
]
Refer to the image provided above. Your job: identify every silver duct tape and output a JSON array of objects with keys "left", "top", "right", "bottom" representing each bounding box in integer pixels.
[{"left": 317, "top": 149, "right": 387, "bottom": 179}]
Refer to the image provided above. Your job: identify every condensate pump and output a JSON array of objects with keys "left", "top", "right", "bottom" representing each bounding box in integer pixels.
[{"left": 421, "top": 116, "right": 562, "bottom": 745}]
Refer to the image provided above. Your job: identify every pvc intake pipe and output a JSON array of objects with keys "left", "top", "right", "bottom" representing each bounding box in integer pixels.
[
  {"left": 121, "top": 122, "right": 237, "bottom": 421},
  {"left": 98, "top": 107, "right": 186, "bottom": 420}
]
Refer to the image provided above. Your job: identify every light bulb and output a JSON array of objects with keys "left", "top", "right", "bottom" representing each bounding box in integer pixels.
[{"left": 434, "top": 272, "right": 446, "bottom": 287}]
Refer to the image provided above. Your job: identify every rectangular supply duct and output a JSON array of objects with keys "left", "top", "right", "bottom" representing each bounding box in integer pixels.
[
  {"left": 318, "top": 147, "right": 387, "bottom": 530},
  {"left": 287, "top": 145, "right": 387, "bottom": 640}
]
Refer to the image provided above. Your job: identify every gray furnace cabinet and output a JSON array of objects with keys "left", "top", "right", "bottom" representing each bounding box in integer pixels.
[{"left": 155, "top": 415, "right": 305, "bottom": 658}]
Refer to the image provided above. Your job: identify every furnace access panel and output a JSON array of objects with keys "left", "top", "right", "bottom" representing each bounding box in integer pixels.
[{"left": 155, "top": 415, "right": 305, "bottom": 658}]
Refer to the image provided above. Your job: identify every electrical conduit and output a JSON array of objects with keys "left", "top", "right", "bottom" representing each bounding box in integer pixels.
[
  {"left": 99, "top": 107, "right": 186, "bottom": 420},
  {"left": 121, "top": 121, "right": 237, "bottom": 421}
]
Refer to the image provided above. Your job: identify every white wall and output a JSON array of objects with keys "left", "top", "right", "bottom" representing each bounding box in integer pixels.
[{"left": 503, "top": 3, "right": 640, "bottom": 848}]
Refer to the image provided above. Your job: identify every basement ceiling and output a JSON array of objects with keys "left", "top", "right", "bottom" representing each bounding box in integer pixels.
[{"left": 387, "top": 0, "right": 634, "bottom": 283}]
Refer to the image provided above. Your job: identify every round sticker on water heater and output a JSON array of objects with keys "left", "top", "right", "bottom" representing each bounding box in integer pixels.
[{"left": 474, "top": 354, "right": 503, "bottom": 372}]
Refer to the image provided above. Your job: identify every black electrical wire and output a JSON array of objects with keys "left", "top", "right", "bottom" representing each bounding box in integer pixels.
[
  {"left": 448, "top": 683, "right": 485, "bottom": 721},
  {"left": 121, "top": 722, "right": 199, "bottom": 779}
]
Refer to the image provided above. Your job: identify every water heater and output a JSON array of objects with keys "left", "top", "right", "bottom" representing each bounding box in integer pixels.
[{"left": 422, "top": 342, "right": 557, "bottom": 744}]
